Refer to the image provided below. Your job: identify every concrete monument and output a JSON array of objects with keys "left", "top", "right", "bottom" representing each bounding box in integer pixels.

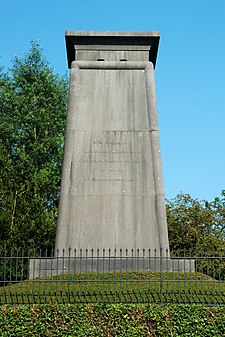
[
  {"left": 29, "top": 31, "right": 195, "bottom": 277},
  {"left": 55, "top": 31, "right": 169, "bottom": 254}
]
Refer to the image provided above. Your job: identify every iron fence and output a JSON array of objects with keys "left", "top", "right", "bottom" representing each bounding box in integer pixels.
[{"left": 0, "top": 249, "right": 225, "bottom": 305}]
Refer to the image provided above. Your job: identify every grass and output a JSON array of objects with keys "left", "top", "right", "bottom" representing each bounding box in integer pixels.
[{"left": 1, "top": 271, "right": 225, "bottom": 305}]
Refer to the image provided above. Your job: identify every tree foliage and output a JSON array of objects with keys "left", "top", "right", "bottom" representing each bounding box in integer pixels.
[
  {"left": 0, "top": 42, "right": 68, "bottom": 251},
  {"left": 167, "top": 191, "right": 225, "bottom": 255}
]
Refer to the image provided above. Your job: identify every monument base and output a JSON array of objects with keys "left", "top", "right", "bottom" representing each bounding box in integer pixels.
[{"left": 29, "top": 256, "right": 195, "bottom": 279}]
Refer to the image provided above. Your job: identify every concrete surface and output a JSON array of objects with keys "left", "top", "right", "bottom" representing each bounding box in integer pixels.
[{"left": 55, "top": 32, "right": 169, "bottom": 256}]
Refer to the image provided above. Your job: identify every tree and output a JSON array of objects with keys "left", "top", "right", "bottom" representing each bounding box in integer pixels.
[
  {"left": 166, "top": 192, "right": 225, "bottom": 255},
  {"left": 166, "top": 192, "right": 225, "bottom": 279},
  {"left": 0, "top": 42, "right": 68, "bottom": 251}
]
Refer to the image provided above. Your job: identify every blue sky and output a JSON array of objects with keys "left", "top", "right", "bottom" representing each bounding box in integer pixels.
[{"left": 1, "top": 0, "right": 225, "bottom": 202}]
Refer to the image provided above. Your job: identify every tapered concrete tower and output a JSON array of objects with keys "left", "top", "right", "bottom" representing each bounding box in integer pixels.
[{"left": 55, "top": 31, "right": 169, "bottom": 255}]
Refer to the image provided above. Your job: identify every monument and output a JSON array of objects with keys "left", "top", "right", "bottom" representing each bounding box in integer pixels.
[
  {"left": 29, "top": 31, "right": 195, "bottom": 278},
  {"left": 55, "top": 31, "right": 169, "bottom": 254}
]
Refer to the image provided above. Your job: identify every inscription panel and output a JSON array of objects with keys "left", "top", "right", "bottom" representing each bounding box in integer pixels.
[{"left": 69, "top": 130, "right": 155, "bottom": 196}]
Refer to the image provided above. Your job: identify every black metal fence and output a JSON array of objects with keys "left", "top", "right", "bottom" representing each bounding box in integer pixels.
[{"left": 0, "top": 249, "right": 225, "bottom": 305}]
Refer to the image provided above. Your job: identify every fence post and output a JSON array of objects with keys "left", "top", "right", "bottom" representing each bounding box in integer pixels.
[{"left": 160, "top": 247, "right": 163, "bottom": 304}]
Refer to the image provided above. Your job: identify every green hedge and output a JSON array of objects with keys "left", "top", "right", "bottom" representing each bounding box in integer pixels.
[{"left": 1, "top": 304, "right": 225, "bottom": 336}]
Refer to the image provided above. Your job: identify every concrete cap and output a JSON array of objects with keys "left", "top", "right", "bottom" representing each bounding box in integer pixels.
[{"left": 65, "top": 31, "right": 160, "bottom": 68}]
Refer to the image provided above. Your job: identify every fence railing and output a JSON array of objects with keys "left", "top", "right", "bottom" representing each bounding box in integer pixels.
[{"left": 0, "top": 249, "right": 225, "bottom": 305}]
